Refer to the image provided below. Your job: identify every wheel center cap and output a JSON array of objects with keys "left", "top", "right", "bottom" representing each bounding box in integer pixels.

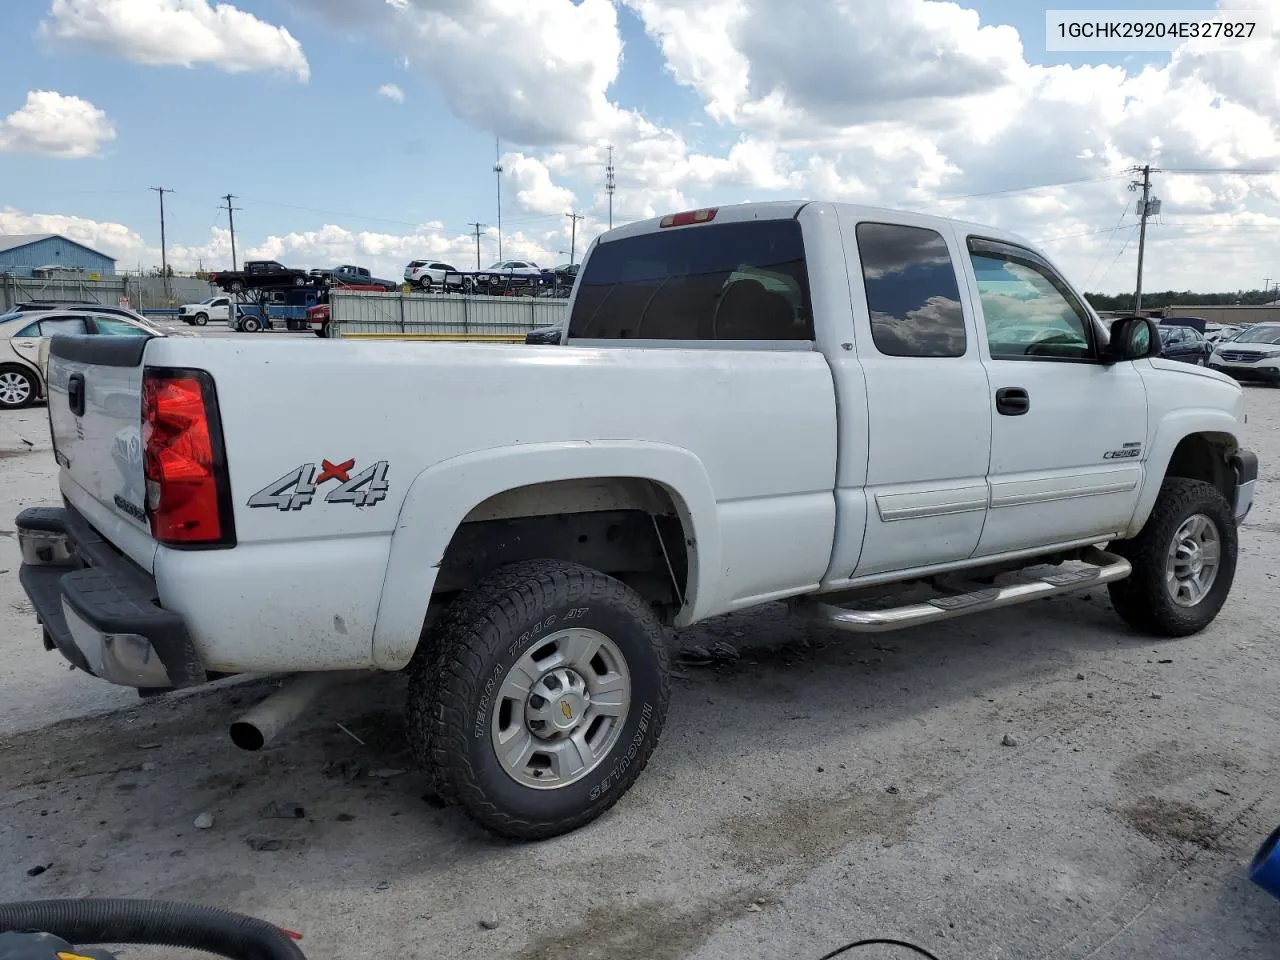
[{"left": 550, "top": 692, "right": 587, "bottom": 732}]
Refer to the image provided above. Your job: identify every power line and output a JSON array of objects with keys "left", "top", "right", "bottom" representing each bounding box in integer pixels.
[
  {"left": 1161, "top": 167, "right": 1280, "bottom": 175},
  {"left": 467, "top": 221, "right": 486, "bottom": 270},
  {"left": 220, "top": 193, "right": 242, "bottom": 271},
  {"left": 1094, "top": 224, "right": 1140, "bottom": 288},
  {"left": 149, "top": 186, "right": 173, "bottom": 299},
  {"left": 1079, "top": 201, "right": 1130, "bottom": 291},
  {"left": 936, "top": 172, "right": 1127, "bottom": 202}
]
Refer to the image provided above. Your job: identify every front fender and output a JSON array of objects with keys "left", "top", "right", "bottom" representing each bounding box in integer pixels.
[
  {"left": 370, "top": 440, "right": 722, "bottom": 669},
  {"left": 1124, "top": 407, "right": 1241, "bottom": 537}
]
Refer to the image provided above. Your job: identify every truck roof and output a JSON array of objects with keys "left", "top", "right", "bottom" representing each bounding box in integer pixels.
[{"left": 600, "top": 200, "right": 1046, "bottom": 261}]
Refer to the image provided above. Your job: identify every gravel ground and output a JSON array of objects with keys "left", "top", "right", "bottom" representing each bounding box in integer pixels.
[{"left": 1, "top": 373, "right": 1279, "bottom": 960}]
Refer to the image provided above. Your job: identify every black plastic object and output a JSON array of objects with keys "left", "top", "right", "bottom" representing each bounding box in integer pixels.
[
  {"left": 0, "top": 899, "right": 305, "bottom": 960},
  {"left": 994, "top": 386, "right": 1030, "bottom": 416},
  {"left": 67, "top": 373, "right": 85, "bottom": 416}
]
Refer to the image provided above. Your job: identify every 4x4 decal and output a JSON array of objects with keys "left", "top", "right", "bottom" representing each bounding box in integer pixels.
[{"left": 248, "top": 458, "right": 390, "bottom": 511}]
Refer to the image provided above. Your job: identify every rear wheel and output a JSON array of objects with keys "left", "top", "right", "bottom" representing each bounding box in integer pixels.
[
  {"left": 407, "top": 559, "right": 671, "bottom": 840},
  {"left": 0, "top": 367, "right": 37, "bottom": 409},
  {"left": 229, "top": 280, "right": 244, "bottom": 293},
  {"left": 1108, "top": 477, "right": 1237, "bottom": 637},
  {"left": 419, "top": 277, "right": 433, "bottom": 292}
]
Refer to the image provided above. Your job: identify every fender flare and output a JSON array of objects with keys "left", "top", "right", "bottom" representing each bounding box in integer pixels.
[
  {"left": 370, "top": 440, "right": 722, "bottom": 669},
  {"left": 1124, "top": 408, "right": 1241, "bottom": 537}
]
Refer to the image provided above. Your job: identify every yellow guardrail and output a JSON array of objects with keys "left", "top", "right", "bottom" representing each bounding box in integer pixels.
[{"left": 338, "top": 332, "right": 528, "bottom": 342}]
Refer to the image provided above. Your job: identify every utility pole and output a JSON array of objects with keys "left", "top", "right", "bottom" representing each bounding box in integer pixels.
[
  {"left": 605, "top": 144, "right": 616, "bottom": 230},
  {"left": 220, "top": 193, "right": 241, "bottom": 271},
  {"left": 467, "top": 222, "right": 486, "bottom": 270},
  {"left": 493, "top": 137, "right": 503, "bottom": 261},
  {"left": 150, "top": 186, "right": 173, "bottom": 301},
  {"left": 1127, "top": 164, "right": 1160, "bottom": 315},
  {"left": 566, "top": 211, "right": 584, "bottom": 264}
]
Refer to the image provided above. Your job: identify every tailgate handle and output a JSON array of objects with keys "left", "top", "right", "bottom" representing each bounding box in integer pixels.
[{"left": 68, "top": 373, "right": 86, "bottom": 417}]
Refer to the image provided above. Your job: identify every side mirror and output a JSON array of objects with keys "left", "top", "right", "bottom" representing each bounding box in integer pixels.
[{"left": 1102, "top": 316, "right": 1161, "bottom": 363}]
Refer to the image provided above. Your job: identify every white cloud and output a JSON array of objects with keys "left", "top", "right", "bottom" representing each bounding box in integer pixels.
[
  {"left": 295, "top": 0, "right": 623, "bottom": 144},
  {"left": 505, "top": 153, "right": 577, "bottom": 215},
  {"left": 42, "top": 0, "right": 310, "bottom": 80},
  {"left": 0, "top": 207, "right": 145, "bottom": 259},
  {"left": 0, "top": 91, "right": 116, "bottom": 159},
  {"left": 377, "top": 83, "right": 404, "bottom": 103}
]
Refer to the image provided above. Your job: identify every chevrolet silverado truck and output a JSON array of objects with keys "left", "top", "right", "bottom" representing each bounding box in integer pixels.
[{"left": 13, "top": 201, "right": 1258, "bottom": 841}]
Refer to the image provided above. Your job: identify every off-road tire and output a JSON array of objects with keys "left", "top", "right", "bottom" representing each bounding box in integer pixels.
[
  {"left": 406, "top": 559, "right": 671, "bottom": 840},
  {"left": 1108, "top": 477, "right": 1237, "bottom": 637}
]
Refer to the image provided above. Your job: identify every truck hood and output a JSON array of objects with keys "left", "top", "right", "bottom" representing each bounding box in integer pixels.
[{"left": 1148, "top": 357, "right": 1237, "bottom": 386}]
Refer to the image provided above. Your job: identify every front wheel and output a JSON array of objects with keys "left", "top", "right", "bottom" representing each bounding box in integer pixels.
[
  {"left": 240, "top": 316, "right": 262, "bottom": 333},
  {"left": 1108, "top": 477, "right": 1238, "bottom": 637},
  {"left": 407, "top": 559, "right": 671, "bottom": 840},
  {"left": 193, "top": 312, "right": 208, "bottom": 326}
]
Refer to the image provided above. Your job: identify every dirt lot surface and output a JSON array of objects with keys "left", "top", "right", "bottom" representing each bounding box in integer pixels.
[{"left": 3, "top": 376, "right": 1280, "bottom": 960}]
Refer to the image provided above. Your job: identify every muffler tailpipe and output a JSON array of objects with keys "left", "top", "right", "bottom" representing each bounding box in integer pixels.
[{"left": 229, "top": 671, "right": 361, "bottom": 751}]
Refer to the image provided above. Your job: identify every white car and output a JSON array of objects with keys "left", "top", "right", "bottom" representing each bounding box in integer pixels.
[
  {"left": 477, "top": 259, "right": 542, "bottom": 285},
  {"left": 1209, "top": 322, "right": 1280, "bottom": 384},
  {"left": 0, "top": 307, "right": 167, "bottom": 409},
  {"left": 177, "top": 296, "right": 232, "bottom": 326},
  {"left": 13, "top": 200, "right": 1256, "bottom": 842},
  {"left": 404, "top": 260, "right": 463, "bottom": 291}
]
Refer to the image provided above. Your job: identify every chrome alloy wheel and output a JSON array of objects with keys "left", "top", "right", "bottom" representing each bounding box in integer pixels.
[
  {"left": 491, "top": 628, "right": 631, "bottom": 790},
  {"left": 0, "top": 371, "right": 32, "bottom": 407},
  {"left": 1165, "top": 513, "right": 1221, "bottom": 607}
]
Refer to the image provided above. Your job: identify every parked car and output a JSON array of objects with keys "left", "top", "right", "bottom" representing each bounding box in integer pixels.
[
  {"left": 13, "top": 201, "right": 1256, "bottom": 844},
  {"left": 310, "top": 265, "right": 399, "bottom": 292},
  {"left": 477, "top": 259, "right": 542, "bottom": 285},
  {"left": 210, "top": 260, "right": 311, "bottom": 293},
  {"left": 1157, "top": 323, "right": 1212, "bottom": 365},
  {"left": 1207, "top": 324, "right": 1243, "bottom": 343},
  {"left": 178, "top": 295, "right": 233, "bottom": 326},
  {"left": 404, "top": 260, "right": 464, "bottom": 291},
  {"left": 1209, "top": 322, "right": 1280, "bottom": 383},
  {"left": 0, "top": 307, "right": 168, "bottom": 409}
]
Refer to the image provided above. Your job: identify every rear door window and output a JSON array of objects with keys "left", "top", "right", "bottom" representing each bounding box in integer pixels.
[
  {"left": 855, "top": 222, "right": 966, "bottom": 358},
  {"left": 568, "top": 219, "right": 814, "bottom": 341}
]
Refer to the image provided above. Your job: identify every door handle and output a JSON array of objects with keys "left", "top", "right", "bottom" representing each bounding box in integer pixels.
[
  {"left": 995, "top": 386, "right": 1030, "bottom": 416},
  {"left": 68, "top": 373, "right": 86, "bottom": 417}
]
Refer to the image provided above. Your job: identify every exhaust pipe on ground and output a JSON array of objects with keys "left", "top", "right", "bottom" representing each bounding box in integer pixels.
[{"left": 229, "top": 671, "right": 362, "bottom": 751}]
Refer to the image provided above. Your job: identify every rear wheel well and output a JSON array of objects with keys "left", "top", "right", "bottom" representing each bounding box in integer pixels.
[
  {"left": 1164, "top": 432, "right": 1236, "bottom": 499},
  {"left": 429, "top": 478, "right": 692, "bottom": 623}
]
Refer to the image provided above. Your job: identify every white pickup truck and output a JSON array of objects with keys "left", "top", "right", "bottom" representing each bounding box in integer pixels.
[{"left": 14, "top": 201, "right": 1257, "bottom": 841}]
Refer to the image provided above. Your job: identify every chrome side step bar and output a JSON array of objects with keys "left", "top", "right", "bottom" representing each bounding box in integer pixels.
[{"left": 797, "top": 547, "right": 1131, "bottom": 634}]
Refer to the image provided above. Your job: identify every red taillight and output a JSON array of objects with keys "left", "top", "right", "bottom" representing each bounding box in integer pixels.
[
  {"left": 141, "top": 369, "right": 234, "bottom": 547},
  {"left": 659, "top": 207, "right": 718, "bottom": 228}
]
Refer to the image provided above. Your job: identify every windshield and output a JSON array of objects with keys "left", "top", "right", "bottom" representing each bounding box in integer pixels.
[{"left": 1231, "top": 325, "right": 1280, "bottom": 345}]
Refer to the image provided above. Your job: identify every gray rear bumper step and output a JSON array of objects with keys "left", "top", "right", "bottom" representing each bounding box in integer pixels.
[{"left": 798, "top": 546, "right": 1132, "bottom": 633}]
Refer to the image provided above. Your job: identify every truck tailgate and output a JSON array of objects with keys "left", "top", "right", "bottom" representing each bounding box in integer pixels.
[{"left": 46, "top": 335, "right": 155, "bottom": 570}]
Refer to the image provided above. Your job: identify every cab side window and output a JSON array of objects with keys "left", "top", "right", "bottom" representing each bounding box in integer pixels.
[
  {"left": 855, "top": 222, "right": 966, "bottom": 358},
  {"left": 18, "top": 316, "right": 88, "bottom": 337},
  {"left": 968, "top": 237, "right": 1096, "bottom": 361}
]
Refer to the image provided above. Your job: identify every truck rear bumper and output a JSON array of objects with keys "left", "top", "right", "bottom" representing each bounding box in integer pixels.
[{"left": 16, "top": 506, "right": 207, "bottom": 690}]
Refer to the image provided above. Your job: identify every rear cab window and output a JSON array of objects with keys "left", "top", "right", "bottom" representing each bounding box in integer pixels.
[{"left": 568, "top": 218, "right": 814, "bottom": 342}]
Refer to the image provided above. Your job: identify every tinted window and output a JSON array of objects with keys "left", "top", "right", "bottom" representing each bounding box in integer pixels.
[
  {"left": 19, "top": 316, "right": 88, "bottom": 337},
  {"left": 93, "top": 317, "right": 148, "bottom": 337},
  {"left": 568, "top": 219, "right": 814, "bottom": 341},
  {"left": 968, "top": 238, "right": 1095, "bottom": 361},
  {"left": 856, "top": 222, "right": 965, "bottom": 358}
]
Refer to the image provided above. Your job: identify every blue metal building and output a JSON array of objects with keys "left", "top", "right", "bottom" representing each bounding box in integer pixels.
[{"left": 0, "top": 234, "right": 117, "bottom": 278}]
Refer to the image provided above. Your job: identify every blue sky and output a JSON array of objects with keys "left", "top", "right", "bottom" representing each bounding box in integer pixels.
[{"left": 0, "top": 0, "right": 1276, "bottom": 293}]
